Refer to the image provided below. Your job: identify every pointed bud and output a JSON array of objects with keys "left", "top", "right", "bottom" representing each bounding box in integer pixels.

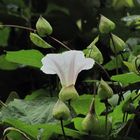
[
  {"left": 122, "top": 99, "right": 135, "bottom": 114},
  {"left": 52, "top": 99, "right": 70, "bottom": 120},
  {"left": 97, "top": 79, "right": 113, "bottom": 100},
  {"left": 82, "top": 112, "right": 100, "bottom": 133},
  {"left": 99, "top": 15, "right": 115, "bottom": 34},
  {"left": 36, "top": 16, "right": 53, "bottom": 37},
  {"left": 59, "top": 85, "right": 79, "bottom": 101},
  {"left": 110, "top": 34, "right": 125, "bottom": 53}
]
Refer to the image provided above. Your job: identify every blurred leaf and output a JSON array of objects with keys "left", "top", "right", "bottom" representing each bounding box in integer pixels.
[
  {"left": 104, "top": 55, "right": 123, "bottom": 70},
  {"left": 6, "top": 49, "right": 44, "bottom": 68},
  {"left": 6, "top": 131, "right": 26, "bottom": 140},
  {"left": 0, "top": 55, "right": 19, "bottom": 70},
  {"left": 2, "top": 0, "right": 25, "bottom": 8},
  {"left": 0, "top": 97, "right": 57, "bottom": 124},
  {"left": 111, "top": 72, "right": 140, "bottom": 85},
  {"left": 30, "top": 33, "right": 53, "bottom": 48},
  {"left": 123, "top": 61, "right": 137, "bottom": 73},
  {"left": 72, "top": 117, "right": 83, "bottom": 132},
  {"left": 47, "top": 3, "right": 69, "bottom": 15},
  {"left": 71, "top": 95, "right": 105, "bottom": 115},
  {"left": 3, "top": 119, "right": 83, "bottom": 140},
  {"left": 25, "top": 89, "right": 47, "bottom": 101},
  {"left": 5, "top": 91, "right": 19, "bottom": 104},
  {"left": 0, "top": 27, "right": 10, "bottom": 47}
]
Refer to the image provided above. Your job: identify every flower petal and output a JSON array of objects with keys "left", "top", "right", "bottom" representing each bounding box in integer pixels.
[
  {"left": 41, "top": 50, "right": 95, "bottom": 86},
  {"left": 41, "top": 53, "right": 65, "bottom": 83}
]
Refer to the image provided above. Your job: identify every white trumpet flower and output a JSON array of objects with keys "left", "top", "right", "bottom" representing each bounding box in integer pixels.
[{"left": 41, "top": 50, "right": 95, "bottom": 101}]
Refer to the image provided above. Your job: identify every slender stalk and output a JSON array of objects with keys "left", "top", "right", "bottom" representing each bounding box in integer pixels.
[
  {"left": 0, "top": 24, "right": 71, "bottom": 51},
  {"left": 135, "top": 56, "right": 140, "bottom": 74},
  {"left": 105, "top": 103, "right": 108, "bottom": 135},
  {"left": 60, "top": 119, "right": 67, "bottom": 140},
  {"left": 109, "top": 33, "right": 119, "bottom": 74},
  {"left": 0, "top": 24, "right": 35, "bottom": 32},
  {"left": 123, "top": 113, "right": 126, "bottom": 122},
  {"left": 125, "top": 118, "right": 134, "bottom": 137},
  {"left": 96, "top": 62, "right": 111, "bottom": 81},
  {"left": 49, "top": 36, "right": 71, "bottom": 50}
]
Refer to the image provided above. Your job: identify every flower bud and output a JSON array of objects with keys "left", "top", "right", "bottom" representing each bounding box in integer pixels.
[
  {"left": 110, "top": 34, "right": 125, "bottom": 53},
  {"left": 36, "top": 16, "right": 53, "bottom": 37},
  {"left": 52, "top": 99, "right": 70, "bottom": 120},
  {"left": 59, "top": 85, "right": 79, "bottom": 101},
  {"left": 122, "top": 99, "right": 135, "bottom": 114},
  {"left": 82, "top": 113, "right": 100, "bottom": 133},
  {"left": 97, "top": 79, "right": 113, "bottom": 100},
  {"left": 99, "top": 15, "right": 115, "bottom": 34}
]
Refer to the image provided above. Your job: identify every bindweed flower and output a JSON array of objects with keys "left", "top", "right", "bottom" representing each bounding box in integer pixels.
[{"left": 41, "top": 50, "right": 95, "bottom": 101}]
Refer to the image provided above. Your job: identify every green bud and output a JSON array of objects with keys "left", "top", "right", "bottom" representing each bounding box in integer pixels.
[
  {"left": 110, "top": 34, "right": 125, "bottom": 53},
  {"left": 122, "top": 99, "right": 135, "bottom": 114},
  {"left": 82, "top": 113, "right": 100, "bottom": 134},
  {"left": 59, "top": 85, "right": 79, "bottom": 101},
  {"left": 36, "top": 16, "right": 53, "bottom": 37},
  {"left": 52, "top": 99, "right": 70, "bottom": 120},
  {"left": 99, "top": 15, "right": 115, "bottom": 34},
  {"left": 97, "top": 79, "right": 113, "bottom": 100}
]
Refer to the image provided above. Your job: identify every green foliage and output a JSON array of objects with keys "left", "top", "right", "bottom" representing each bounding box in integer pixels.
[
  {"left": 6, "top": 49, "right": 44, "bottom": 68},
  {"left": 111, "top": 72, "right": 140, "bottom": 85},
  {"left": 0, "top": 0, "right": 140, "bottom": 139},
  {"left": 30, "top": 33, "right": 53, "bottom": 49},
  {"left": 0, "top": 55, "right": 19, "bottom": 70},
  {"left": 0, "top": 97, "right": 57, "bottom": 124}
]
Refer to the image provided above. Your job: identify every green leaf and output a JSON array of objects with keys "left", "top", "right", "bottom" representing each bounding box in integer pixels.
[
  {"left": 3, "top": 119, "right": 38, "bottom": 139},
  {"left": 3, "top": 119, "right": 82, "bottom": 140},
  {"left": 72, "top": 117, "right": 83, "bottom": 131},
  {"left": 0, "top": 97, "right": 58, "bottom": 124},
  {"left": 6, "top": 131, "right": 25, "bottom": 140},
  {"left": 123, "top": 61, "right": 137, "bottom": 73},
  {"left": 71, "top": 95, "right": 105, "bottom": 115},
  {"left": 30, "top": 33, "right": 52, "bottom": 48},
  {"left": 0, "top": 27, "right": 10, "bottom": 47},
  {"left": 25, "top": 89, "right": 47, "bottom": 101},
  {"left": 0, "top": 55, "right": 19, "bottom": 70},
  {"left": 104, "top": 55, "right": 123, "bottom": 70},
  {"left": 6, "top": 49, "right": 44, "bottom": 68},
  {"left": 111, "top": 72, "right": 140, "bottom": 85}
]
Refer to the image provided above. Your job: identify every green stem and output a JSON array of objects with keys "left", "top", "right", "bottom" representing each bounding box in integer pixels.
[
  {"left": 49, "top": 36, "right": 71, "bottom": 50},
  {"left": 125, "top": 118, "right": 134, "bottom": 137},
  {"left": 60, "top": 119, "right": 67, "bottom": 140},
  {"left": 109, "top": 33, "right": 119, "bottom": 74},
  {"left": 96, "top": 62, "right": 111, "bottom": 81},
  {"left": 105, "top": 105, "right": 108, "bottom": 135},
  {"left": 0, "top": 24, "right": 35, "bottom": 32},
  {"left": 0, "top": 24, "right": 71, "bottom": 51},
  {"left": 123, "top": 113, "right": 126, "bottom": 122}
]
